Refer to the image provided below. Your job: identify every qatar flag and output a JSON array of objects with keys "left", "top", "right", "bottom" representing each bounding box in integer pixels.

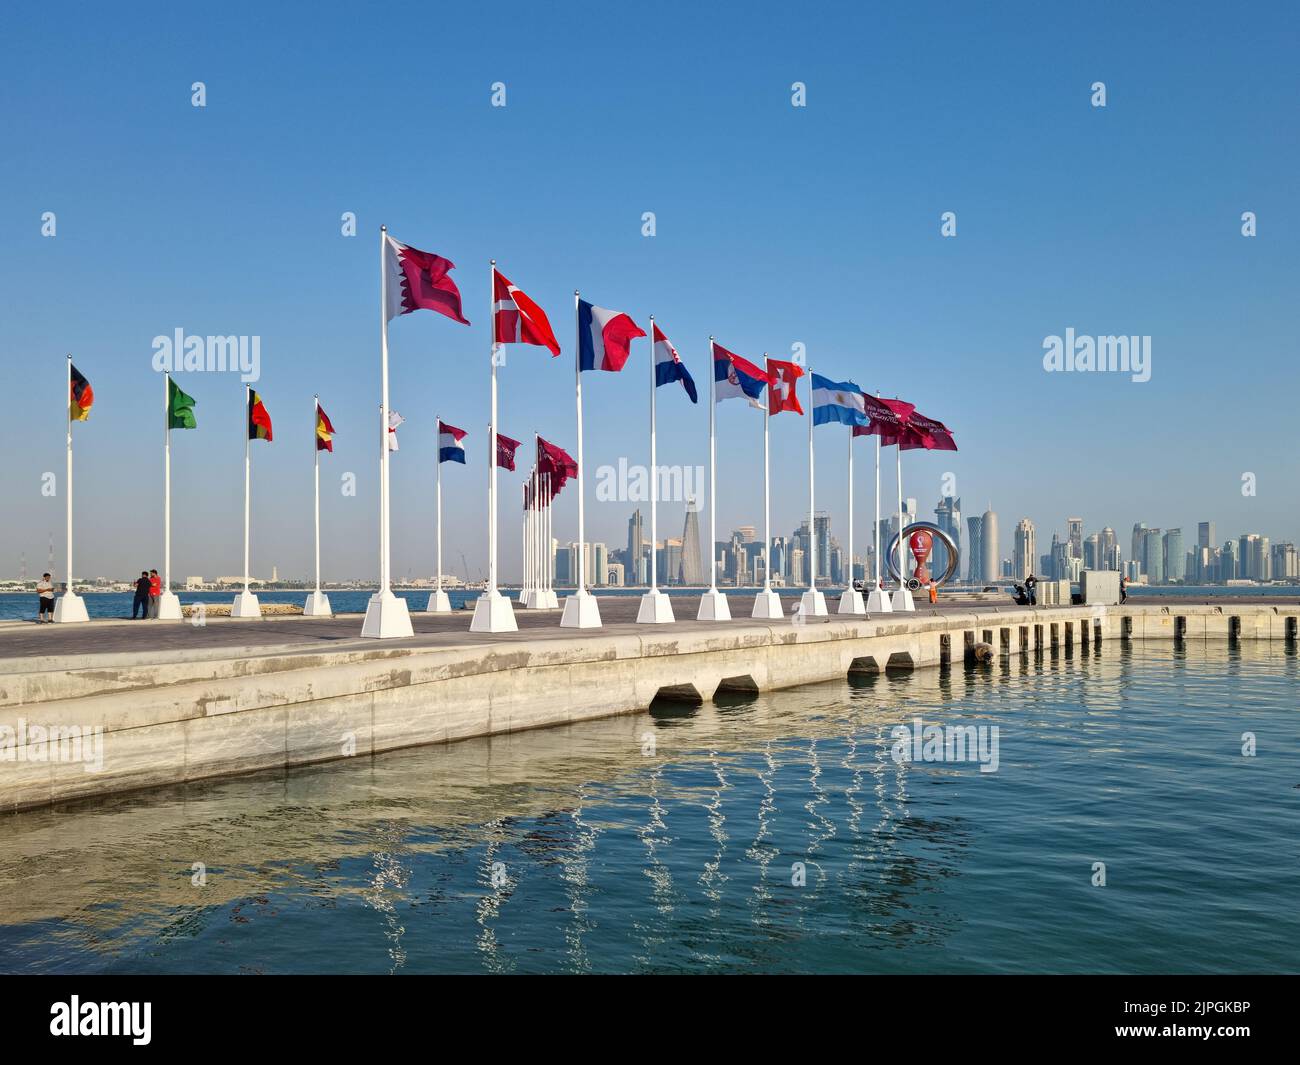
[
  {"left": 383, "top": 234, "right": 470, "bottom": 325},
  {"left": 578, "top": 299, "right": 644, "bottom": 372},
  {"left": 493, "top": 269, "right": 560, "bottom": 355}
]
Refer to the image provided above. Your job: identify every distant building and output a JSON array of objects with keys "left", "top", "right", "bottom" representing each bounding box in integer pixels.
[
  {"left": 1067, "top": 517, "right": 1084, "bottom": 560},
  {"left": 1163, "top": 528, "right": 1184, "bottom": 583},
  {"left": 679, "top": 500, "right": 704, "bottom": 585},
  {"left": 966, "top": 515, "right": 984, "bottom": 583},
  {"left": 981, "top": 509, "right": 999, "bottom": 585},
  {"left": 1198, "top": 521, "right": 1216, "bottom": 551},
  {"left": 1013, "top": 518, "right": 1036, "bottom": 580},
  {"left": 1141, "top": 528, "right": 1164, "bottom": 584},
  {"left": 935, "top": 496, "right": 961, "bottom": 583}
]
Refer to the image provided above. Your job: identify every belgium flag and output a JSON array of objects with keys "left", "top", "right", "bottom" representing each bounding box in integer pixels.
[
  {"left": 248, "top": 390, "right": 273, "bottom": 442},
  {"left": 70, "top": 364, "right": 94, "bottom": 421}
]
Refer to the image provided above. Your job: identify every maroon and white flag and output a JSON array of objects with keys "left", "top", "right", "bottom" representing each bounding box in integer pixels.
[
  {"left": 852, "top": 395, "right": 915, "bottom": 445},
  {"left": 900, "top": 410, "right": 958, "bottom": 451},
  {"left": 493, "top": 431, "right": 522, "bottom": 471},
  {"left": 384, "top": 234, "right": 470, "bottom": 325}
]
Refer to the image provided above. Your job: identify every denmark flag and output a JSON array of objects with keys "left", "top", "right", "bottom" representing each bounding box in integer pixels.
[{"left": 493, "top": 269, "right": 561, "bottom": 356}]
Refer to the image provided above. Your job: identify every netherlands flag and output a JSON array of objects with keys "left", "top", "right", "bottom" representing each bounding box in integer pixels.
[
  {"left": 438, "top": 420, "right": 467, "bottom": 464},
  {"left": 713, "top": 342, "right": 767, "bottom": 408},
  {"left": 653, "top": 324, "right": 698, "bottom": 403},
  {"left": 578, "top": 299, "right": 645, "bottom": 372}
]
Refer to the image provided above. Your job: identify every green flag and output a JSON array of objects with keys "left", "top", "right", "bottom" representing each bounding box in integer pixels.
[{"left": 168, "top": 377, "right": 197, "bottom": 429}]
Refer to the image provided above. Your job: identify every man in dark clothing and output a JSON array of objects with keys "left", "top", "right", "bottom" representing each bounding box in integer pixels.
[
  {"left": 1025, "top": 572, "right": 1038, "bottom": 606},
  {"left": 1119, "top": 574, "right": 1129, "bottom": 604},
  {"left": 132, "top": 571, "right": 151, "bottom": 619}
]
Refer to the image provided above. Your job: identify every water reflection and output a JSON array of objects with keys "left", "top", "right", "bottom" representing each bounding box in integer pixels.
[{"left": 0, "top": 640, "right": 1295, "bottom": 974}]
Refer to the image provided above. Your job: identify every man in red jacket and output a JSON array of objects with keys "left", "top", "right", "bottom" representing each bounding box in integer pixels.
[{"left": 148, "top": 569, "right": 162, "bottom": 619}]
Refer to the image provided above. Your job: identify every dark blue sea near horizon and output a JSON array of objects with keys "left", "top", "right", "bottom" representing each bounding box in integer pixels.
[
  {"left": 0, "top": 584, "right": 1297, "bottom": 621},
  {"left": 0, "top": 641, "right": 1296, "bottom": 974}
]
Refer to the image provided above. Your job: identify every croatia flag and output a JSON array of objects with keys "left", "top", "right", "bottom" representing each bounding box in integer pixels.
[
  {"left": 383, "top": 234, "right": 470, "bottom": 325},
  {"left": 493, "top": 269, "right": 560, "bottom": 356},
  {"left": 438, "top": 420, "right": 467, "bottom": 464},
  {"left": 653, "top": 324, "right": 697, "bottom": 403},
  {"left": 811, "top": 373, "right": 868, "bottom": 427},
  {"left": 578, "top": 299, "right": 645, "bottom": 372},
  {"left": 713, "top": 342, "right": 767, "bottom": 408}
]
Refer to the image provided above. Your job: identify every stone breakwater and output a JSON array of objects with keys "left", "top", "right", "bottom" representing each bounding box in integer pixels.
[{"left": 0, "top": 601, "right": 1295, "bottom": 812}]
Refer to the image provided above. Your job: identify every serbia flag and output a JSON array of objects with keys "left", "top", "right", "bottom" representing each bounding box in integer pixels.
[
  {"left": 578, "top": 299, "right": 645, "bottom": 372},
  {"left": 713, "top": 342, "right": 768, "bottom": 408}
]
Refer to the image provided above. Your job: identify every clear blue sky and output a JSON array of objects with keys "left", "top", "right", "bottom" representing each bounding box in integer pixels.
[{"left": 2, "top": 0, "right": 1296, "bottom": 582}]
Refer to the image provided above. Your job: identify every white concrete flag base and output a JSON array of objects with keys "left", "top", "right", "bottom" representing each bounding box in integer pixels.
[
  {"left": 52, "top": 593, "right": 89, "bottom": 624},
  {"left": 838, "top": 588, "right": 866, "bottom": 615},
  {"left": 361, "top": 590, "right": 413, "bottom": 638},
  {"left": 519, "top": 589, "right": 538, "bottom": 609},
  {"left": 696, "top": 588, "right": 731, "bottom": 621},
  {"left": 156, "top": 592, "right": 183, "bottom": 620},
  {"left": 470, "top": 589, "right": 518, "bottom": 633},
  {"left": 533, "top": 589, "right": 559, "bottom": 609},
  {"left": 891, "top": 587, "right": 916, "bottom": 612},
  {"left": 866, "top": 588, "right": 893, "bottom": 614},
  {"left": 800, "top": 589, "right": 829, "bottom": 617},
  {"left": 230, "top": 591, "right": 262, "bottom": 618},
  {"left": 303, "top": 591, "right": 333, "bottom": 617},
  {"left": 425, "top": 588, "right": 452, "bottom": 613},
  {"left": 560, "top": 589, "right": 602, "bottom": 629},
  {"left": 637, "top": 589, "right": 675, "bottom": 624},
  {"left": 751, "top": 589, "right": 783, "bottom": 619}
]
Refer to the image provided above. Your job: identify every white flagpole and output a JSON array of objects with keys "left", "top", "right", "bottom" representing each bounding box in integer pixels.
[
  {"left": 362, "top": 226, "right": 412, "bottom": 636},
  {"left": 698, "top": 338, "right": 729, "bottom": 620},
  {"left": 470, "top": 262, "right": 516, "bottom": 631},
  {"left": 561, "top": 291, "right": 599, "bottom": 627},
  {"left": 838, "top": 421, "right": 865, "bottom": 614},
  {"left": 436, "top": 416, "right": 443, "bottom": 593},
  {"left": 866, "top": 391, "right": 891, "bottom": 613},
  {"left": 314, "top": 397, "right": 321, "bottom": 596},
  {"left": 752, "top": 357, "right": 780, "bottom": 619},
  {"left": 164, "top": 373, "right": 171, "bottom": 594},
  {"left": 800, "top": 365, "right": 826, "bottom": 616},
  {"left": 890, "top": 419, "right": 914, "bottom": 612},
  {"left": 54, "top": 355, "right": 87, "bottom": 622},
  {"left": 638, "top": 316, "right": 673, "bottom": 623},
  {"left": 232, "top": 385, "right": 261, "bottom": 617}
]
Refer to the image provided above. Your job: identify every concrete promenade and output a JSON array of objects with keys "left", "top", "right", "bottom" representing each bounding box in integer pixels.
[{"left": 1, "top": 596, "right": 1296, "bottom": 812}]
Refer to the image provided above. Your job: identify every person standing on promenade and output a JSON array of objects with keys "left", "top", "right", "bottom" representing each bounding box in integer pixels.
[
  {"left": 36, "top": 572, "right": 55, "bottom": 623},
  {"left": 1120, "top": 574, "right": 1128, "bottom": 604},
  {"left": 148, "top": 569, "right": 162, "bottom": 619},
  {"left": 1025, "top": 572, "right": 1038, "bottom": 606},
  {"left": 132, "top": 571, "right": 151, "bottom": 619}
]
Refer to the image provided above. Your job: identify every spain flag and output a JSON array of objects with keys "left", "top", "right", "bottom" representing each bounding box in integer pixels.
[
  {"left": 315, "top": 402, "right": 335, "bottom": 453},
  {"left": 248, "top": 390, "right": 273, "bottom": 442},
  {"left": 70, "top": 364, "right": 94, "bottom": 421}
]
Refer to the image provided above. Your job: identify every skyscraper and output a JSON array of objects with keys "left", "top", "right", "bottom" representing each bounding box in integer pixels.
[
  {"left": 1198, "top": 521, "right": 1215, "bottom": 550},
  {"left": 679, "top": 499, "right": 704, "bottom": 585},
  {"left": 627, "top": 509, "right": 644, "bottom": 575},
  {"left": 1132, "top": 523, "right": 1148, "bottom": 575},
  {"left": 1013, "top": 518, "right": 1036, "bottom": 579},
  {"left": 1067, "top": 517, "right": 1084, "bottom": 560},
  {"left": 935, "top": 496, "right": 961, "bottom": 582},
  {"left": 1141, "top": 528, "right": 1164, "bottom": 583},
  {"left": 966, "top": 514, "right": 984, "bottom": 583},
  {"left": 1163, "top": 528, "right": 1184, "bottom": 583},
  {"left": 980, "top": 508, "right": 998, "bottom": 586},
  {"left": 1100, "top": 526, "right": 1119, "bottom": 570}
]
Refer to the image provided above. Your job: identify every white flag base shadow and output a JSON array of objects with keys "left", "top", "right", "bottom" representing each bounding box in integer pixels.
[
  {"left": 866, "top": 588, "right": 893, "bottom": 614},
  {"left": 799, "top": 589, "right": 829, "bottom": 617},
  {"left": 157, "top": 592, "right": 183, "bottom": 620},
  {"left": 890, "top": 587, "right": 916, "bottom": 612},
  {"left": 230, "top": 591, "right": 262, "bottom": 619},
  {"left": 361, "top": 590, "right": 413, "bottom": 638},
  {"left": 470, "top": 589, "right": 518, "bottom": 633},
  {"left": 52, "top": 593, "right": 89, "bottom": 623},
  {"left": 303, "top": 591, "right": 333, "bottom": 617},
  {"left": 424, "top": 589, "right": 452, "bottom": 613},
  {"left": 751, "top": 589, "right": 783, "bottom": 619},
  {"left": 696, "top": 588, "right": 731, "bottom": 621},
  {"left": 560, "top": 589, "right": 601, "bottom": 629},
  {"left": 637, "top": 589, "right": 675, "bottom": 624},
  {"left": 838, "top": 589, "right": 866, "bottom": 615}
]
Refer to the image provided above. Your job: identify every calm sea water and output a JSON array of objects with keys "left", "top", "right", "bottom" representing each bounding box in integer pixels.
[
  {"left": 1, "top": 584, "right": 1296, "bottom": 621},
  {"left": 1, "top": 641, "right": 1296, "bottom": 974}
]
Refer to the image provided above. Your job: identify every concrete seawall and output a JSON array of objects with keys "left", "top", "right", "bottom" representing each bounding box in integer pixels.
[{"left": 1, "top": 600, "right": 1295, "bottom": 813}]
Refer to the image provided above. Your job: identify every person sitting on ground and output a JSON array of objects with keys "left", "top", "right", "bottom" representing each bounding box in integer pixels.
[
  {"left": 36, "top": 572, "right": 55, "bottom": 623},
  {"left": 132, "top": 570, "right": 151, "bottom": 620}
]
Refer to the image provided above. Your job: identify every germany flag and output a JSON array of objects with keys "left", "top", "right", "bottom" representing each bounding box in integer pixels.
[{"left": 70, "top": 364, "right": 94, "bottom": 421}]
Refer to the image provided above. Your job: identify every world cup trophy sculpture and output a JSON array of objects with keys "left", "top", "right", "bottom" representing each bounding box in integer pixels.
[{"left": 909, "top": 527, "right": 934, "bottom": 585}]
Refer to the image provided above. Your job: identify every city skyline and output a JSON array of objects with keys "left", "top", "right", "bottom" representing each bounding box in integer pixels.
[{"left": 4, "top": 4, "right": 1297, "bottom": 584}]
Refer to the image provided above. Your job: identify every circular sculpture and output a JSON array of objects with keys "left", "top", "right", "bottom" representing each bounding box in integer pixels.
[{"left": 885, "top": 521, "right": 960, "bottom": 589}]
